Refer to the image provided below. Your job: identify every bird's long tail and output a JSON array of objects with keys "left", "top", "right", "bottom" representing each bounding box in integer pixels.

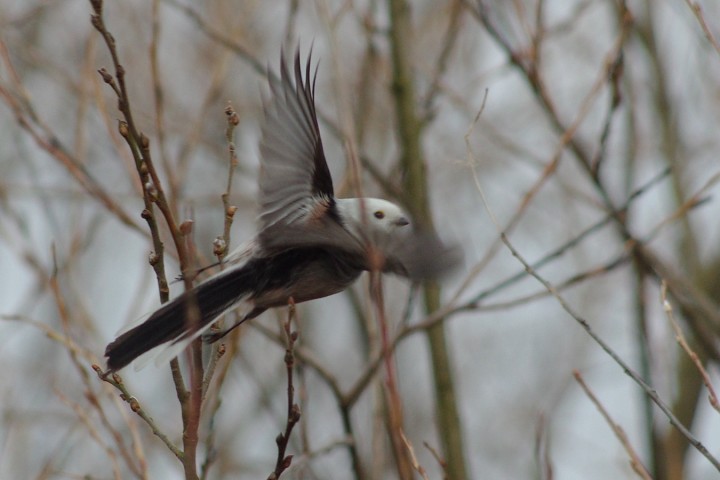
[{"left": 104, "top": 264, "right": 256, "bottom": 373}]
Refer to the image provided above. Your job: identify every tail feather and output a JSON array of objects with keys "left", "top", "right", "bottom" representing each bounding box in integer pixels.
[{"left": 104, "top": 264, "right": 255, "bottom": 372}]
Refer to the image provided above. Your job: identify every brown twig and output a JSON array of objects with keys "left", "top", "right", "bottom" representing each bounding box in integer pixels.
[
  {"left": 423, "top": 441, "right": 449, "bottom": 480},
  {"left": 196, "top": 102, "right": 242, "bottom": 479},
  {"left": 661, "top": 282, "right": 720, "bottom": 413},
  {"left": 94, "top": 366, "right": 184, "bottom": 460},
  {"left": 369, "top": 269, "right": 413, "bottom": 480},
  {"left": 420, "top": 0, "right": 466, "bottom": 126},
  {"left": 48, "top": 246, "right": 148, "bottom": 478},
  {"left": 89, "top": 1, "right": 204, "bottom": 478},
  {"left": 400, "top": 432, "right": 429, "bottom": 480},
  {"left": 683, "top": 0, "right": 720, "bottom": 57},
  {"left": 573, "top": 370, "right": 653, "bottom": 480},
  {"left": 183, "top": 219, "right": 205, "bottom": 480},
  {"left": 164, "top": 0, "right": 266, "bottom": 77},
  {"left": 250, "top": 320, "right": 364, "bottom": 479},
  {"left": 215, "top": 102, "right": 239, "bottom": 262},
  {"left": 533, "top": 416, "right": 553, "bottom": 480},
  {"left": 54, "top": 387, "right": 124, "bottom": 480},
  {"left": 2, "top": 304, "right": 149, "bottom": 479},
  {"left": 268, "top": 300, "right": 302, "bottom": 480}
]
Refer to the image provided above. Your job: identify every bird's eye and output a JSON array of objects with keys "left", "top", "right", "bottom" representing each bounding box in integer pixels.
[{"left": 374, "top": 211, "right": 385, "bottom": 219}]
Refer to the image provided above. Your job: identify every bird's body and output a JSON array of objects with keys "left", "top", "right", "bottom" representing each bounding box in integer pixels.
[{"left": 104, "top": 49, "right": 458, "bottom": 373}]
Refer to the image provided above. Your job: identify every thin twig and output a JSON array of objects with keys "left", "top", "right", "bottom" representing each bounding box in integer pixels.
[
  {"left": 268, "top": 300, "right": 302, "bottom": 480},
  {"left": 369, "top": 269, "right": 412, "bottom": 479},
  {"left": 683, "top": 0, "right": 720, "bottom": 57},
  {"left": 423, "top": 441, "right": 449, "bottom": 480},
  {"left": 250, "top": 318, "right": 364, "bottom": 479},
  {"left": 496, "top": 230, "right": 720, "bottom": 472},
  {"left": 533, "top": 416, "right": 553, "bottom": 480},
  {"left": 54, "top": 387, "right": 124, "bottom": 480},
  {"left": 661, "top": 282, "right": 720, "bottom": 414},
  {"left": 216, "top": 102, "right": 240, "bottom": 262},
  {"left": 93, "top": 366, "right": 184, "bottom": 460},
  {"left": 420, "top": 0, "right": 466, "bottom": 126},
  {"left": 573, "top": 371, "right": 653, "bottom": 480},
  {"left": 400, "top": 432, "right": 429, "bottom": 480},
  {"left": 47, "top": 250, "right": 147, "bottom": 478}
]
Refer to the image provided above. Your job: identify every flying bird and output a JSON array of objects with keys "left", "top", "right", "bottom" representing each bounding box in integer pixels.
[{"left": 104, "top": 49, "right": 459, "bottom": 373}]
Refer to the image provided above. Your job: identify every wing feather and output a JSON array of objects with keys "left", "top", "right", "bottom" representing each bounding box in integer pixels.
[{"left": 257, "top": 48, "right": 336, "bottom": 235}]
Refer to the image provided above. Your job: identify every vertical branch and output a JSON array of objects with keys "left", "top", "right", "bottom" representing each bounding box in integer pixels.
[
  {"left": 215, "top": 102, "right": 240, "bottom": 262},
  {"left": 369, "top": 270, "right": 413, "bottom": 480},
  {"left": 387, "top": 1, "right": 468, "bottom": 479},
  {"left": 199, "top": 104, "right": 240, "bottom": 478},
  {"left": 89, "top": 1, "right": 203, "bottom": 478},
  {"left": 634, "top": 5, "right": 709, "bottom": 478},
  {"left": 662, "top": 283, "right": 720, "bottom": 413},
  {"left": 420, "top": 0, "right": 465, "bottom": 125},
  {"left": 203, "top": 103, "right": 240, "bottom": 399},
  {"left": 150, "top": 0, "right": 178, "bottom": 209},
  {"left": 181, "top": 218, "right": 204, "bottom": 480},
  {"left": 268, "top": 300, "right": 302, "bottom": 480},
  {"left": 630, "top": 258, "right": 662, "bottom": 478}
]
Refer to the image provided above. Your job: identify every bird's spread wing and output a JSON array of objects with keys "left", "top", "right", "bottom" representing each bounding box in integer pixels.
[{"left": 257, "top": 48, "right": 338, "bottom": 235}]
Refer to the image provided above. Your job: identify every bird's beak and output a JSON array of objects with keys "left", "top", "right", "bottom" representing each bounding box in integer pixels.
[{"left": 395, "top": 217, "right": 410, "bottom": 227}]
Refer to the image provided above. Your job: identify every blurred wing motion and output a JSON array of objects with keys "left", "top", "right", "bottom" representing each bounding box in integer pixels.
[{"left": 383, "top": 230, "right": 462, "bottom": 280}]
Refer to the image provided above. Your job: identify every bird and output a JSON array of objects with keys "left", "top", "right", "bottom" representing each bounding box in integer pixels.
[{"left": 104, "top": 48, "right": 459, "bottom": 373}]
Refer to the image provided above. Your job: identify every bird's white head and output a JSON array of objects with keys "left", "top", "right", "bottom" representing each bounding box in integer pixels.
[{"left": 336, "top": 197, "right": 410, "bottom": 238}]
